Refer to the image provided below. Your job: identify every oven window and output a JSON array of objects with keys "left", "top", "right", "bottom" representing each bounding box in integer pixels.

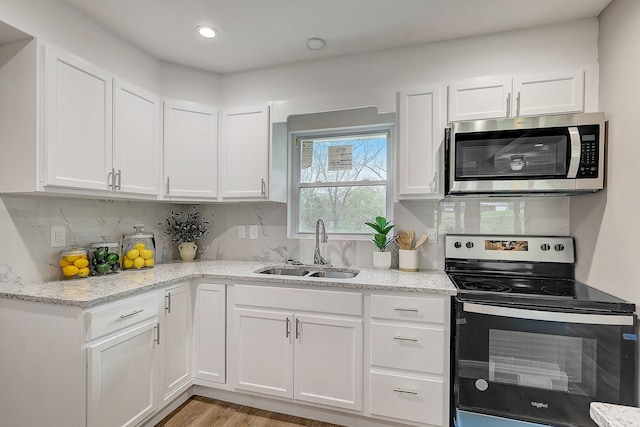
[
  {"left": 455, "top": 129, "right": 568, "bottom": 179},
  {"left": 488, "top": 329, "right": 597, "bottom": 396}
]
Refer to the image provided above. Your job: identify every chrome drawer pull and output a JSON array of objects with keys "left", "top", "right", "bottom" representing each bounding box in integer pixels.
[
  {"left": 393, "top": 336, "right": 419, "bottom": 342},
  {"left": 394, "top": 307, "right": 419, "bottom": 312},
  {"left": 393, "top": 388, "right": 418, "bottom": 395},
  {"left": 120, "top": 309, "right": 144, "bottom": 319}
]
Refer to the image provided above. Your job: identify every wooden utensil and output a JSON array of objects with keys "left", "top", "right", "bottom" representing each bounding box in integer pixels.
[
  {"left": 396, "top": 232, "right": 411, "bottom": 250},
  {"left": 414, "top": 234, "right": 428, "bottom": 249},
  {"left": 406, "top": 229, "right": 415, "bottom": 249}
]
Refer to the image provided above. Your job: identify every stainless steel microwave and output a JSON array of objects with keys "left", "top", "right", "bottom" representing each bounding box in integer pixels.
[{"left": 445, "top": 112, "right": 606, "bottom": 196}]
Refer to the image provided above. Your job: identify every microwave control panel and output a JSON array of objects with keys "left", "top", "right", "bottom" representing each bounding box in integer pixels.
[{"left": 577, "top": 125, "right": 600, "bottom": 178}]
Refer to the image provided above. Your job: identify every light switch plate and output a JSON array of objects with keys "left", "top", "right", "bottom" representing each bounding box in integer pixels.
[
  {"left": 51, "top": 226, "right": 66, "bottom": 247},
  {"left": 427, "top": 228, "right": 438, "bottom": 244},
  {"left": 238, "top": 225, "right": 246, "bottom": 239},
  {"left": 249, "top": 225, "right": 258, "bottom": 240}
]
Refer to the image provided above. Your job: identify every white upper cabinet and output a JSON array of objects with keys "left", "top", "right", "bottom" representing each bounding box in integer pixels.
[
  {"left": 448, "top": 69, "right": 584, "bottom": 122},
  {"left": 513, "top": 70, "right": 584, "bottom": 117},
  {"left": 396, "top": 86, "right": 445, "bottom": 199},
  {"left": 113, "top": 79, "right": 160, "bottom": 196},
  {"left": 44, "top": 45, "right": 113, "bottom": 192},
  {"left": 163, "top": 100, "right": 219, "bottom": 200},
  {"left": 220, "top": 105, "right": 270, "bottom": 200}
]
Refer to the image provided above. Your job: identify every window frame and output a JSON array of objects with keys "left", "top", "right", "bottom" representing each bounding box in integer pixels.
[{"left": 289, "top": 124, "right": 395, "bottom": 240}]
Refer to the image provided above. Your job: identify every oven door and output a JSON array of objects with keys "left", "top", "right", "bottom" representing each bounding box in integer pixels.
[{"left": 454, "top": 301, "right": 637, "bottom": 427}]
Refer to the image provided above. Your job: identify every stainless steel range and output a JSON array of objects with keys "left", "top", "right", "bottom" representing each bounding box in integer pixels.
[{"left": 445, "top": 234, "right": 637, "bottom": 427}]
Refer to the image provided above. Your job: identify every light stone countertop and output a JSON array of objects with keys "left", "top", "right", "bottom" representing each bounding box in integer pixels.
[
  {"left": 0, "top": 260, "right": 456, "bottom": 308},
  {"left": 591, "top": 402, "right": 640, "bottom": 427}
]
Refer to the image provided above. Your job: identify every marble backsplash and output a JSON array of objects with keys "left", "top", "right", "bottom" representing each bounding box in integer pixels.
[{"left": 0, "top": 195, "right": 570, "bottom": 285}]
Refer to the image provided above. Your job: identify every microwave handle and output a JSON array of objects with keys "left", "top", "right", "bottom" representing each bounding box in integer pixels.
[{"left": 567, "top": 127, "right": 581, "bottom": 178}]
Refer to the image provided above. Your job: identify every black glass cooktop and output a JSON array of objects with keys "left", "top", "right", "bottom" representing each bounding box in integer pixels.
[{"left": 449, "top": 273, "right": 636, "bottom": 313}]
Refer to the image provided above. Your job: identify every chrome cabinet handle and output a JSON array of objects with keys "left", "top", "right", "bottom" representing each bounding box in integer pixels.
[
  {"left": 506, "top": 93, "right": 511, "bottom": 117},
  {"left": 166, "top": 177, "right": 170, "bottom": 195},
  {"left": 394, "top": 307, "right": 419, "bottom": 313},
  {"left": 107, "top": 169, "right": 114, "bottom": 190},
  {"left": 393, "top": 388, "right": 418, "bottom": 395},
  {"left": 261, "top": 178, "right": 266, "bottom": 196},
  {"left": 120, "top": 309, "right": 144, "bottom": 319},
  {"left": 116, "top": 169, "right": 122, "bottom": 190},
  {"left": 295, "top": 318, "right": 300, "bottom": 339},
  {"left": 165, "top": 292, "right": 171, "bottom": 313},
  {"left": 393, "top": 336, "right": 419, "bottom": 342},
  {"left": 154, "top": 323, "right": 160, "bottom": 345},
  {"left": 286, "top": 317, "right": 290, "bottom": 338},
  {"left": 516, "top": 92, "right": 521, "bottom": 116}
]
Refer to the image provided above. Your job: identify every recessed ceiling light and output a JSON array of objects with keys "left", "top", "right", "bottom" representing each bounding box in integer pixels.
[
  {"left": 306, "top": 38, "right": 326, "bottom": 50},
  {"left": 197, "top": 26, "right": 217, "bottom": 39}
]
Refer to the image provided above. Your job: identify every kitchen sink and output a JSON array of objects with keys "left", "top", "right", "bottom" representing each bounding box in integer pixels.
[
  {"left": 258, "top": 268, "right": 310, "bottom": 276},
  {"left": 307, "top": 270, "right": 358, "bottom": 278},
  {"left": 256, "top": 266, "right": 359, "bottom": 279}
]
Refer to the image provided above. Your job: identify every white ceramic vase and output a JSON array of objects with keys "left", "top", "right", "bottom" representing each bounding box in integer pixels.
[
  {"left": 372, "top": 251, "right": 392, "bottom": 269},
  {"left": 178, "top": 241, "right": 197, "bottom": 261}
]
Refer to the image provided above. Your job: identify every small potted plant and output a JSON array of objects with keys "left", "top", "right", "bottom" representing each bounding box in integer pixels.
[
  {"left": 163, "top": 206, "right": 210, "bottom": 261},
  {"left": 364, "top": 216, "right": 394, "bottom": 269}
]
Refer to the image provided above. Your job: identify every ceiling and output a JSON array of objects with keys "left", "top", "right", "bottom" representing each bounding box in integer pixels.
[{"left": 61, "top": 0, "right": 612, "bottom": 74}]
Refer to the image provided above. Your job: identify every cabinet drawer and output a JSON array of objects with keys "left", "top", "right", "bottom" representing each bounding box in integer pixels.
[
  {"left": 86, "top": 292, "right": 158, "bottom": 341},
  {"left": 370, "top": 371, "right": 444, "bottom": 426},
  {"left": 371, "top": 323, "right": 445, "bottom": 374},
  {"left": 234, "top": 285, "right": 362, "bottom": 316},
  {"left": 370, "top": 294, "right": 445, "bottom": 324}
]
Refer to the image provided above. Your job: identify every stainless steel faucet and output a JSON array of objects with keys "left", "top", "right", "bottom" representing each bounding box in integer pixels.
[{"left": 314, "top": 218, "right": 328, "bottom": 265}]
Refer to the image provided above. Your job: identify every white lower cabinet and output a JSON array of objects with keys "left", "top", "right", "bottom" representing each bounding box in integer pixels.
[
  {"left": 233, "top": 285, "right": 363, "bottom": 411},
  {"left": 161, "top": 283, "right": 192, "bottom": 403},
  {"left": 367, "top": 293, "right": 450, "bottom": 427},
  {"left": 87, "top": 311, "right": 160, "bottom": 427},
  {"left": 193, "top": 282, "right": 227, "bottom": 384}
]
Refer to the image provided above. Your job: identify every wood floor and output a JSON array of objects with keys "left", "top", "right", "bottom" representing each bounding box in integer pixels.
[{"left": 156, "top": 396, "right": 345, "bottom": 427}]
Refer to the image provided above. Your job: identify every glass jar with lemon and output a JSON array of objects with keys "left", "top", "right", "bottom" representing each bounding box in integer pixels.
[
  {"left": 122, "top": 224, "right": 155, "bottom": 269},
  {"left": 59, "top": 247, "right": 90, "bottom": 279}
]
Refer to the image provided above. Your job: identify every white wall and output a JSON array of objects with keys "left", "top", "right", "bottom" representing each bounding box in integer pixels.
[{"left": 159, "top": 60, "right": 223, "bottom": 106}]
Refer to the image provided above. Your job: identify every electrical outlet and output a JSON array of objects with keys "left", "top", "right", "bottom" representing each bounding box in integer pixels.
[
  {"left": 238, "top": 225, "right": 246, "bottom": 239},
  {"left": 427, "top": 228, "right": 438, "bottom": 244},
  {"left": 249, "top": 225, "right": 258, "bottom": 240},
  {"left": 51, "top": 226, "right": 66, "bottom": 248}
]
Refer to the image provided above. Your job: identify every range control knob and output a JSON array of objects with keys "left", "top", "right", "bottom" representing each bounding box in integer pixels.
[
  {"left": 541, "top": 243, "right": 551, "bottom": 251},
  {"left": 554, "top": 244, "right": 565, "bottom": 252},
  {"left": 454, "top": 241, "right": 462, "bottom": 249},
  {"left": 466, "top": 242, "right": 474, "bottom": 249}
]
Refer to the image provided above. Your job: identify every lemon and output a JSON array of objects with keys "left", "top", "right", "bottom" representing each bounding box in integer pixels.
[
  {"left": 65, "top": 255, "right": 81, "bottom": 263},
  {"left": 139, "top": 249, "right": 154, "bottom": 260},
  {"left": 144, "top": 258, "right": 155, "bottom": 267},
  {"left": 133, "top": 257, "right": 145, "bottom": 269},
  {"left": 123, "top": 258, "right": 134, "bottom": 269},
  {"left": 77, "top": 267, "right": 90, "bottom": 277},
  {"left": 126, "top": 249, "right": 140, "bottom": 260},
  {"left": 73, "top": 258, "right": 89, "bottom": 269},
  {"left": 134, "top": 242, "right": 146, "bottom": 251},
  {"left": 60, "top": 258, "right": 72, "bottom": 267},
  {"left": 62, "top": 265, "right": 79, "bottom": 277}
]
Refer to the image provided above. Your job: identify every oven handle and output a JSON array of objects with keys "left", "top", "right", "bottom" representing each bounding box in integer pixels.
[
  {"left": 463, "top": 302, "right": 635, "bottom": 326},
  {"left": 567, "top": 126, "right": 581, "bottom": 178}
]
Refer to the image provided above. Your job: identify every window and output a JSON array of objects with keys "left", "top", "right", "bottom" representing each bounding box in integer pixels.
[{"left": 290, "top": 126, "right": 393, "bottom": 238}]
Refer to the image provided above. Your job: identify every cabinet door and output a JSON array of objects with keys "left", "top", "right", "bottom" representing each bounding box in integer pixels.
[
  {"left": 294, "top": 314, "right": 363, "bottom": 411},
  {"left": 235, "top": 308, "right": 293, "bottom": 398},
  {"left": 514, "top": 70, "right": 584, "bottom": 117},
  {"left": 397, "top": 87, "right": 443, "bottom": 198},
  {"left": 448, "top": 77, "right": 512, "bottom": 121},
  {"left": 163, "top": 100, "right": 218, "bottom": 199},
  {"left": 87, "top": 319, "right": 158, "bottom": 427},
  {"left": 161, "top": 283, "right": 192, "bottom": 403},
  {"left": 193, "top": 283, "right": 226, "bottom": 384},
  {"left": 45, "top": 45, "right": 112, "bottom": 191},
  {"left": 113, "top": 79, "right": 160, "bottom": 196},
  {"left": 220, "top": 105, "right": 270, "bottom": 199}
]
